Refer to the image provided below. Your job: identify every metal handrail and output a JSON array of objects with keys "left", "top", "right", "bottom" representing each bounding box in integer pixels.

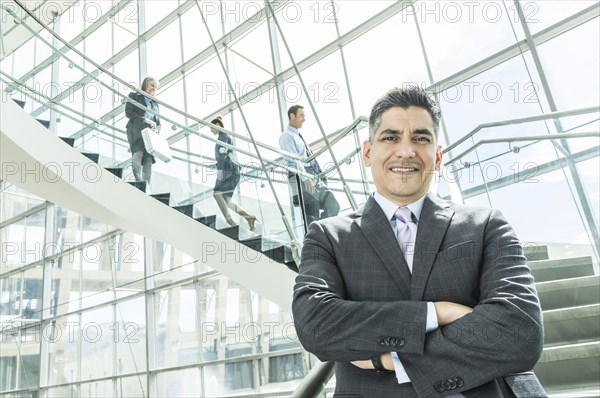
[
  {"left": 3, "top": 0, "right": 365, "bottom": 167},
  {"left": 443, "top": 106, "right": 600, "bottom": 155},
  {"left": 445, "top": 131, "right": 600, "bottom": 166}
]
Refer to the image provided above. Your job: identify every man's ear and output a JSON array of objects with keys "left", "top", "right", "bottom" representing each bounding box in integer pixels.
[
  {"left": 363, "top": 140, "right": 371, "bottom": 167},
  {"left": 435, "top": 145, "right": 442, "bottom": 171}
]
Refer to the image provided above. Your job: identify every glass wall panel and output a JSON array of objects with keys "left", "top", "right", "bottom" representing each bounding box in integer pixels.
[
  {"left": 418, "top": 0, "right": 523, "bottom": 81},
  {"left": 537, "top": 19, "right": 600, "bottom": 110},
  {"left": 47, "top": 315, "right": 79, "bottom": 386},
  {"left": 439, "top": 52, "right": 548, "bottom": 146},
  {"left": 80, "top": 379, "right": 114, "bottom": 398},
  {"left": 51, "top": 251, "right": 81, "bottom": 317},
  {"left": 335, "top": 0, "right": 397, "bottom": 35},
  {"left": 113, "top": 48, "right": 140, "bottom": 92},
  {"left": 144, "top": 1, "right": 180, "bottom": 32},
  {"left": 156, "top": 367, "right": 201, "bottom": 397},
  {"left": 344, "top": 9, "right": 429, "bottom": 116},
  {"left": 116, "top": 297, "right": 147, "bottom": 375},
  {"left": 116, "top": 375, "right": 147, "bottom": 397},
  {"left": 81, "top": 22, "right": 113, "bottom": 65},
  {"left": 1, "top": 219, "right": 26, "bottom": 273},
  {"left": 528, "top": 0, "right": 595, "bottom": 34},
  {"left": 80, "top": 306, "right": 114, "bottom": 381},
  {"left": 180, "top": 5, "right": 212, "bottom": 63},
  {"left": 146, "top": 21, "right": 182, "bottom": 79},
  {"left": 0, "top": 184, "right": 44, "bottom": 222},
  {"left": 273, "top": 1, "right": 338, "bottom": 71}
]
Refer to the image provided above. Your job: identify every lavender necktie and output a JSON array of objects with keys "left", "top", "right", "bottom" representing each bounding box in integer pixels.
[{"left": 394, "top": 207, "right": 417, "bottom": 272}]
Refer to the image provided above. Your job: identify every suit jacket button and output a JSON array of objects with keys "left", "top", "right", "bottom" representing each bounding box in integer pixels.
[
  {"left": 442, "top": 380, "right": 452, "bottom": 390},
  {"left": 448, "top": 378, "right": 457, "bottom": 389},
  {"left": 398, "top": 338, "right": 406, "bottom": 347},
  {"left": 434, "top": 382, "right": 445, "bottom": 393},
  {"left": 455, "top": 377, "right": 464, "bottom": 388},
  {"left": 389, "top": 337, "right": 398, "bottom": 346},
  {"left": 377, "top": 337, "right": 389, "bottom": 346}
]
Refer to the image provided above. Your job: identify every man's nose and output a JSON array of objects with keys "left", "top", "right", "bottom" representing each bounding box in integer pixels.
[{"left": 393, "top": 139, "right": 415, "bottom": 158}]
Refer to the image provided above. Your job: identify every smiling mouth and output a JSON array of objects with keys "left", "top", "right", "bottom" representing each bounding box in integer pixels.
[{"left": 389, "top": 166, "right": 419, "bottom": 173}]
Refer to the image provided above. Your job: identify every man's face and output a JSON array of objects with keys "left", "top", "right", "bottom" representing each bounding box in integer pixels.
[
  {"left": 144, "top": 80, "right": 158, "bottom": 95},
  {"left": 363, "top": 106, "right": 442, "bottom": 206},
  {"left": 290, "top": 108, "right": 305, "bottom": 129}
]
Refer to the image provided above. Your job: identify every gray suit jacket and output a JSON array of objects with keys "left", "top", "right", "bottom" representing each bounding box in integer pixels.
[{"left": 292, "top": 196, "right": 546, "bottom": 397}]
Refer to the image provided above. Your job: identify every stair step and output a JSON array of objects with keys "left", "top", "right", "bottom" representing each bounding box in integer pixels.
[
  {"left": 239, "top": 236, "right": 262, "bottom": 252},
  {"left": 105, "top": 167, "right": 123, "bottom": 178},
  {"left": 12, "top": 98, "right": 25, "bottom": 108},
  {"left": 547, "top": 386, "right": 600, "bottom": 397},
  {"left": 82, "top": 152, "right": 99, "bottom": 163},
  {"left": 285, "top": 261, "right": 299, "bottom": 273},
  {"left": 535, "top": 341, "right": 600, "bottom": 390},
  {"left": 536, "top": 275, "right": 600, "bottom": 311},
  {"left": 524, "top": 244, "right": 549, "bottom": 261},
  {"left": 219, "top": 225, "right": 239, "bottom": 240},
  {"left": 127, "top": 181, "right": 147, "bottom": 192},
  {"left": 195, "top": 215, "right": 216, "bottom": 228},
  {"left": 172, "top": 204, "right": 193, "bottom": 217},
  {"left": 36, "top": 119, "right": 50, "bottom": 129},
  {"left": 530, "top": 256, "right": 594, "bottom": 282},
  {"left": 150, "top": 193, "right": 171, "bottom": 205},
  {"left": 543, "top": 304, "right": 600, "bottom": 346},
  {"left": 262, "top": 244, "right": 293, "bottom": 264},
  {"left": 59, "top": 136, "right": 76, "bottom": 147}
]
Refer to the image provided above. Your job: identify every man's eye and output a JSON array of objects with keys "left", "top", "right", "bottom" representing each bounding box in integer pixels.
[
  {"left": 381, "top": 136, "right": 396, "bottom": 141},
  {"left": 414, "top": 136, "right": 431, "bottom": 142}
]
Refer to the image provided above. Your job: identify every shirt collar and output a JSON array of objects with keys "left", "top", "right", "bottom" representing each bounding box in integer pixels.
[
  {"left": 373, "top": 192, "right": 426, "bottom": 223},
  {"left": 287, "top": 125, "right": 300, "bottom": 135}
]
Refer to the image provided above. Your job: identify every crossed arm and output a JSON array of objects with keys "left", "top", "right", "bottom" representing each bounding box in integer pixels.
[
  {"left": 292, "top": 210, "right": 544, "bottom": 396},
  {"left": 351, "top": 301, "right": 474, "bottom": 370}
]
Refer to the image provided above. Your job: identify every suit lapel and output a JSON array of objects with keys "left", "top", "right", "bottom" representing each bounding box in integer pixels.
[
  {"left": 354, "top": 197, "right": 412, "bottom": 297},
  {"left": 410, "top": 196, "right": 454, "bottom": 300}
]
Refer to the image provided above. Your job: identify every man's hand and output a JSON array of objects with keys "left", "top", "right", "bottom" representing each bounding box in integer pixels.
[
  {"left": 351, "top": 353, "right": 394, "bottom": 371},
  {"left": 304, "top": 178, "right": 316, "bottom": 195},
  {"left": 434, "top": 301, "right": 474, "bottom": 326}
]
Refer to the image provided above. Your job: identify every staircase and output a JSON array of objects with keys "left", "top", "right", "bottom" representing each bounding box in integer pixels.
[
  {"left": 4, "top": 97, "right": 600, "bottom": 396},
  {"left": 2, "top": 96, "right": 297, "bottom": 310},
  {"left": 529, "top": 249, "right": 600, "bottom": 396}
]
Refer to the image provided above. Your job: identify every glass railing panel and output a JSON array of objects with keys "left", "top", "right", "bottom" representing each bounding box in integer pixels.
[
  {"left": 1, "top": 0, "right": 379, "bottom": 260},
  {"left": 443, "top": 111, "right": 600, "bottom": 194},
  {"left": 321, "top": 120, "right": 371, "bottom": 210},
  {"left": 455, "top": 136, "right": 599, "bottom": 264}
]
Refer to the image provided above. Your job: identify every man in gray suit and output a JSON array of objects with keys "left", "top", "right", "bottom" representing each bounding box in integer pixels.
[{"left": 292, "top": 87, "right": 546, "bottom": 397}]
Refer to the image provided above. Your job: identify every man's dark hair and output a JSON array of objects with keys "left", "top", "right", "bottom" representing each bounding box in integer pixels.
[
  {"left": 368, "top": 86, "right": 440, "bottom": 142},
  {"left": 288, "top": 105, "right": 304, "bottom": 120}
]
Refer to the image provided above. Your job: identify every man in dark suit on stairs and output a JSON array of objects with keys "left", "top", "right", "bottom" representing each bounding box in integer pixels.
[{"left": 292, "top": 86, "right": 546, "bottom": 397}]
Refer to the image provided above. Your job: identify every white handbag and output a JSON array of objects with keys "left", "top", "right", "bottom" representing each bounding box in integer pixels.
[{"left": 141, "top": 127, "right": 172, "bottom": 162}]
